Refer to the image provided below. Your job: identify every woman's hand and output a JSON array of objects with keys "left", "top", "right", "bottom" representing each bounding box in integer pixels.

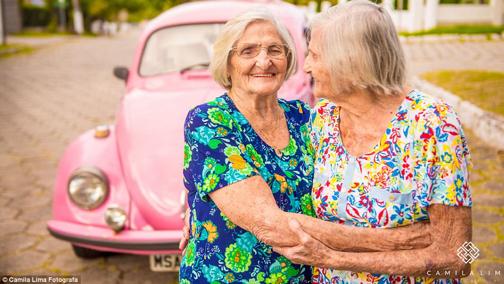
[
  {"left": 273, "top": 218, "right": 333, "bottom": 268},
  {"left": 179, "top": 207, "right": 190, "bottom": 251}
]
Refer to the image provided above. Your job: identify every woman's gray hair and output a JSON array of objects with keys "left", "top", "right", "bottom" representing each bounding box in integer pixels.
[
  {"left": 310, "top": 0, "right": 406, "bottom": 95},
  {"left": 210, "top": 8, "right": 297, "bottom": 90}
]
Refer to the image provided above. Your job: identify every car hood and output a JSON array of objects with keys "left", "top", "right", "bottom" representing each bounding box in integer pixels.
[{"left": 116, "top": 87, "right": 222, "bottom": 229}]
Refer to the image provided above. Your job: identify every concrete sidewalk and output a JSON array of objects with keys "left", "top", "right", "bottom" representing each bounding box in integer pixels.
[{"left": 5, "top": 35, "right": 76, "bottom": 47}]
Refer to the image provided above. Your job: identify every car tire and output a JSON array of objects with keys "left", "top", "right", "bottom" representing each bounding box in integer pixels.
[{"left": 71, "top": 244, "right": 108, "bottom": 259}]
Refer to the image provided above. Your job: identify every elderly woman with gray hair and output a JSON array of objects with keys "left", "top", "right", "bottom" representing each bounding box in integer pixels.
[
  {"left": 272, "top": 1, "right": 472, "bottom": 283},
  {"left": 179, "top": 6, "right": 439, "bottom": 284}
]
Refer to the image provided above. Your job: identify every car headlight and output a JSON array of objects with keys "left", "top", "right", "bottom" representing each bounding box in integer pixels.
[
  {"left": 68, "top": 167, "right": 109, "bottom": 210},
  {"left": 105, "top": 205, "right": 127, "bottom": 232}
]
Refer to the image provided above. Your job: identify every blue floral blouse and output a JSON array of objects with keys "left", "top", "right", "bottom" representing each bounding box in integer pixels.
[{"left": 179, "top": 94, "right": 315, "bottom": 284}]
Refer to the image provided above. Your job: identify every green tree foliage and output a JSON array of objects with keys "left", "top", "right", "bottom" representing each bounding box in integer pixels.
[{"left": 79, "top": 0, "right": 189, "bottom": 22}]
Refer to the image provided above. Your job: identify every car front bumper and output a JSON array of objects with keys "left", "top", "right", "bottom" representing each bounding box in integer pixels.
[{"left": 47, "top": 220, "right": 182, "bottom": 255}]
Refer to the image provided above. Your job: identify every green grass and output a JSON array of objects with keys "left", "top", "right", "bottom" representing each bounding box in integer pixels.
[
  {"left": 12, "top": 30, "right": 73, "bottom": 37},
  {"left": 13, "top": 30, "right": 97, "bottom": 38},
  {"left": 421, "top": 70, "right": 504, "bottom": 116},
  {"left": 400, "top": 24, "right": 504, "bottom": 36},
  {"left": 0, "top": 44, "right": 34, "bottom": 59}
]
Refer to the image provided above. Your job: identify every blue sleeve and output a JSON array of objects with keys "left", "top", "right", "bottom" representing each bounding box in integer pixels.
[
  {"left": 291, "top": 100, "right": 316, "bottom": 217},
  {"left": 183, "top": 105, "right": 258, "bottom": 202}
]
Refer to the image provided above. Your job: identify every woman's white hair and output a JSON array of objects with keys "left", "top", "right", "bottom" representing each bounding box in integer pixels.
[
  {"left": 310, "top": 0, "right": 406, "bottom": 95},
  {"left": 210, "top": 8, "right": 297, "bottom": 90}
]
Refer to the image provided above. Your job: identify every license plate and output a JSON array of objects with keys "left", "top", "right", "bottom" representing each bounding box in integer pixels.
[{"left": 149, "top": 254, "right": 182, "bottom": 272}]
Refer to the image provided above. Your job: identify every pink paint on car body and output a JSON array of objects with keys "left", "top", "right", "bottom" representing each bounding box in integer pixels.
[{"left": 48, "top": 0, "right": 313, "bottom": 258}]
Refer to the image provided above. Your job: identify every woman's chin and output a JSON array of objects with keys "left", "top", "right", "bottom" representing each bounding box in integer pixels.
[{"left": 249, "top": 86, "right": 281, "bottom": 97}]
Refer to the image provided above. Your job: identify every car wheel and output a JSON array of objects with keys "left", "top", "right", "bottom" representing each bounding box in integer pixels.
[{"left": 71, "top": 244, "right": 108, "bottom": 259}]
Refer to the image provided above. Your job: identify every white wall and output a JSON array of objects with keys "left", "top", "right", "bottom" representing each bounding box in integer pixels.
[
  {"left": 307, "top": 0, "right": 503, "bottom": 32},
  {"left": 437, "top": 4, "right": 493, "bottom": 25},
  {"left": 389, "top": 10, "right": 415, "bottom": 32}
]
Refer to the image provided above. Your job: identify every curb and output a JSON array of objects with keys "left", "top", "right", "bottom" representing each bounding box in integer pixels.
[{"left": 411, "top": 76, "right": 504, "bottom": 151}]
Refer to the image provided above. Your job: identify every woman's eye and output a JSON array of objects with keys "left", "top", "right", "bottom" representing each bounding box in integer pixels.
[
  {"left": 241, "top": 48, "right": 254, "bottom": 55},
  {"left": 269, "top": 47, "right": 282, "bottom": 55}
]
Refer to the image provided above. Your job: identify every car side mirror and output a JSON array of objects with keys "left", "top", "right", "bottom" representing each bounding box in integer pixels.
[{"left": 113, "top": 66, "right": 129, "bottom": 82}]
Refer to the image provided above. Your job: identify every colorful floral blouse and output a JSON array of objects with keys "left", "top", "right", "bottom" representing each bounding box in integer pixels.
[
  {"left": 179, "top": 94, "right": 315, "bottom": 284},
  {"left": 310, "top": 90, "right": 471, "bottom": 284}
]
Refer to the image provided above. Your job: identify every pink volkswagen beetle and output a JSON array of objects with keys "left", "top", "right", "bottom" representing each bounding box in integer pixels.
[{"left": 47, "top": 0, "right": 313, "bottom": 272}]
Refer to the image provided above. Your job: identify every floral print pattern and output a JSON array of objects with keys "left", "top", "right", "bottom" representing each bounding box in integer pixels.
[
  {"left": 310, "top": 90, "right": 471, "bottom": 283},
  {"left": 179, "top": 94, "right": 315, "bottom": 283}
]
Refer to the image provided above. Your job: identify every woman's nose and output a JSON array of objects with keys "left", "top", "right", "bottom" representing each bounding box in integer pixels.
[
  {"left": 255, "top": 50, "right": 272, "bottom": 68},
  {"left": 303, "top": 57, "right": 311, "bottom": 73}
]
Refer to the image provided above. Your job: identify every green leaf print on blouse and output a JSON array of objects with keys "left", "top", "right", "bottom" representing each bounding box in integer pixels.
[
  {"left": 207, "top": 97, "right": 229, "bottom": 110},
  {"left": 202, "top": 157, "right": 226, "bottom": 177},
  {"left": 280, "top": 137, "right": 298, "bottom": 156},
  {"left": 224, "top": 243, "right": 253, "bottom": 272},
  {"left": 223, "top": 232, "right": 257, "bottom": 273},
  {"left": 246, "top": 272, "right": 266, "bottom": 284},
  {"left": 202, "top": 173, "right": 220, "bottom": 193},
  {"left": 300, "top": 193, "right": 316, "bottom": 217},
  {"left": 183, "top": 240, "right": 196, "bottom": 266},
  {"left": 208, "top": 108, "right": 234, "bottom": 129},
  {"left": 208, "top": 138, "right": 223, "bottom": 150},
  {"left": 183, "top": 143, "right": 192, "bottom": 170},
  {"left": 221, "top": 212, "right": 237, "bottom": 229},
  {"left": 245, "top": 144, "right": 264, "bottom": 168},
  {"left": 265, "top": 272, "right": 289, "bottom": 284}
]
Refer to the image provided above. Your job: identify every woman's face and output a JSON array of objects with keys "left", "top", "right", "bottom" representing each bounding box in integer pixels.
[
  {"left": 228, "top": 21, "right": 288, "bottom": 97},
  {"left": 304, "top": 27, "right": 332, "bottom": 100}
]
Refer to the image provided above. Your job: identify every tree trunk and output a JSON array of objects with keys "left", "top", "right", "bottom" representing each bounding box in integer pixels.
[
  {"left": 0, "top": 0, "right": 5, "bottom": 45},
  {"left": 72, "top": 0, "right": 84, "bottom": 34}
]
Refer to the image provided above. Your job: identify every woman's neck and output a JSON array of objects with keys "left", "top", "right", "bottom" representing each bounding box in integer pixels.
[
  {"left": 334, "top": 88, "right": 408, "bottom": 122},
  {"left": 228, "top": 89, "right": 281, "bottom": 120}
]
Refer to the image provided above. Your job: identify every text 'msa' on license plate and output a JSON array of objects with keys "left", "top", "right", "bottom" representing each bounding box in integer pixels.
[{"left": 149, "top": 254, "right": 182, "bottom": 272}]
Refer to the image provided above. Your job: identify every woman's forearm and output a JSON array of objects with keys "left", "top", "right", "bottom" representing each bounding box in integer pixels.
[
  {"left": 275, "top": 205, "right": 471, "bottom": 279},
  {"left": 247, "top": 207, "right": 301, "bottom": 247},
  {"left": 291, "top": 213, "right": 431, "bottom": 252},
  {"left": 329, "top": 205, "right": 470, "bottom": 277},
  {"left": 208, "top": 176, "right": 305, "bottom": 248}
]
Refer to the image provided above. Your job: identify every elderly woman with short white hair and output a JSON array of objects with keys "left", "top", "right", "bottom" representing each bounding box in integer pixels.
[
  {"left": 180, "top": 6, "right": 435, "bottom": 284},
  {"left": 273, "top": 1, "right": 472, "bottom": 283},
  {"left": 179, "top": 9, "right": 314, "bottom": 283}
]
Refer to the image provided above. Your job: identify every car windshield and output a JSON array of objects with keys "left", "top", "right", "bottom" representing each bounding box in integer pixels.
[{"left": 140, "top": 24, "right": 224, "bottom": 77}]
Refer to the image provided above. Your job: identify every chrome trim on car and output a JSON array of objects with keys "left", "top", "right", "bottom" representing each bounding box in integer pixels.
[{"left": 47, "top": 227, "right": 180, "bottom": 251}]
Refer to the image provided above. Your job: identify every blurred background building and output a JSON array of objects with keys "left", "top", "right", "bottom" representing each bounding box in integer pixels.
[{"left": 3, "top": 0, "right": 22, "bottom": 33}]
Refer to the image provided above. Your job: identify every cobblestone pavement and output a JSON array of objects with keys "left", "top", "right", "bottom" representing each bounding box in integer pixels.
[
  {"left": 0, "top": 33, "right": 503, "bottom": 283},
  {"left": 403, "top": 40, "right": 504, "bottom": 75}
]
